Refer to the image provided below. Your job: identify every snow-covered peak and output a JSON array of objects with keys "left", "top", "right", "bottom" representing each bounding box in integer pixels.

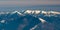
[
  {"left": 24, "top": 10, "right": 41, "bottom": 14},
  {"left": 11, "top": 11, "right": 23, "bottom": 15},
  {"left": 24, "top": 10, "right": 60, "bottom": 15}
]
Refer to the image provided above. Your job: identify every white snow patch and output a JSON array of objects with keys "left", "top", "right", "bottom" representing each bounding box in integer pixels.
[
  {"left": 0, "top": 20, "right": 5, "bottom": 23},
  {"left": 30, "top": 25, "right": 38, "bottom": 30},
  {"left": 39, "top": 18, "right": 46, "bottom": 23},
  {"left": 0, "top": 12, "right": 5, "bottom": 14}
]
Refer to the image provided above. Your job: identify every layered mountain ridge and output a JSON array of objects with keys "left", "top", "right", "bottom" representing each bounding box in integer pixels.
[
  {"left": 0, "top": 10, "right": 60, "bottom": 30},
  {"left": 0, "top": 10, "right": 60, "bottom": 15}
]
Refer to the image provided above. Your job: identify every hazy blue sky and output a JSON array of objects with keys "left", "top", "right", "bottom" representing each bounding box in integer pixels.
[
  {"left": 0, "top": 0, "right": 60, "bottom": 11},
  {"left": 0, "top": 0, "right": 60, "bottom": 7}
]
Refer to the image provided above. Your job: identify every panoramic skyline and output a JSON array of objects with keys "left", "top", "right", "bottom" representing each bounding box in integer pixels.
[
  {"left": 0, "top": 0, "right": 60, "bottom": 12},
  {"left": 0, "top": 0, "right": 60, "bottom": 7}
]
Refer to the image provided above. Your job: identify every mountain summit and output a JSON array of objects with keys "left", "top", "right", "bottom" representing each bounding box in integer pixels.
[{"left": 11, "top": 11, "right": 23, "bottom": 15}]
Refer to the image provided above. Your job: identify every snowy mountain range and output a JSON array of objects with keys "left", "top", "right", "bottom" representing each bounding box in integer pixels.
[
  {"left": 0, "top": 10, "right": 60, "bottom": 15},
  {"left": 0, "top": 10, "right": 60, "bottom": 30}
]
